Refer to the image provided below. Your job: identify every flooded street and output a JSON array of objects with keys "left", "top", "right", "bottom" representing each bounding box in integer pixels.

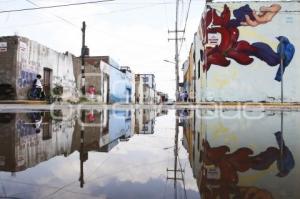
[{"left": 0, "top": 109, "right": 299, "bottom": 199}]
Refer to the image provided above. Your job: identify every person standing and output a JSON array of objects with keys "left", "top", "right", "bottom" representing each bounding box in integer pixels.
[{"left": 33, "top": 74, "right": 43, "bottom": 99}]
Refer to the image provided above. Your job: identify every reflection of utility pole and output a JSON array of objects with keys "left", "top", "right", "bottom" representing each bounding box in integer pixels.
[
  {"left": 79, "top": 111, "right": 88, "bottom": 188},
  {"left": 280, "top": 110, "right": 284, "bottom": 162},
  {"left": 168, "top": 0, "right": 185, "bottom": 101},
  {"left": 167, "top": 112, "right": 185, "bottom": 199}
]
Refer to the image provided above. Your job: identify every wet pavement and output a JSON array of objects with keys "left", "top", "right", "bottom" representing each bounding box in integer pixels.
[{"left": 0, "top": 109, "right": 299, "bottom": 198}]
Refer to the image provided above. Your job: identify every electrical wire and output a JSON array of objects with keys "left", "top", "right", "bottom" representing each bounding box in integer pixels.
[
  {"left": 23, "top": 0, "right": 79, "bottom": 28},
  {"left": 178, "top": 0, "right": 192, "bottom": 56},
  {"left": 0, "top": 0, "right": 115, "bottom": 14}
]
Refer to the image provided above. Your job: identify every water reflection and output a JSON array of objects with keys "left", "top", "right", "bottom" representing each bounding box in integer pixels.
[
  {"left": 181, "top": 110, "right": 300, "bottom": 199},
  {"left": 0, "top": 111, "right": 74, "bottom": 173},
  {"left": 1, "top": 109, "right": 299, "bottom": 198},
  {"left": 0, "top": 109, "right": 168, "bottom": 174}
]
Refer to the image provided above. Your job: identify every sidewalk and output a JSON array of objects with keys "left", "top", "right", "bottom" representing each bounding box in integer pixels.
[{"left": 0, "top": 100, "right": 47, "bottom": 104}]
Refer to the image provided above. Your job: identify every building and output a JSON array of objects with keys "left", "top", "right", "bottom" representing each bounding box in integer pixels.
[
  {"left": 182, "top": 49, "right": 196, "bottom": 102},
  {"left": 0, "top": 36, "right": 77, "bottom": 100},
  {"left": 73, "top": 56, "right": 134, "bottom": 103},
  {"left": 156, "top": 91, "right": 168, "bottom": 104},
  {"left": 135, "top": 74, "right": 156, "bottom": 104},
  {"left": 187, "top": 1, "right": 300, "bottom": 102}
]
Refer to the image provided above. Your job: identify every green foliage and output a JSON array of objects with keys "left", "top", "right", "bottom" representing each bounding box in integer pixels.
[{"left": 53, "top": 84, "right": 63, "bottom": 96}]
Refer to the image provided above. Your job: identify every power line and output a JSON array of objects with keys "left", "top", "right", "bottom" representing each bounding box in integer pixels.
[
  {"left": 0, "top": 0, "right": 115, "bottom": 14},
  {"left": 24, "top": 0, "right": 79, "bottom": 28},
  {"left": 179, "top": 0, "right": 192, "bottom": 55},
  {"left": 0, "top": 3, "right": 172, "bottom": 29}
]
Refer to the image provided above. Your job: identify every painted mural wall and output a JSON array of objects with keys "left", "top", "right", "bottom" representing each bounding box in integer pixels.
[{"left": 198, "top": 1, "right": 300, "bottom": 102}]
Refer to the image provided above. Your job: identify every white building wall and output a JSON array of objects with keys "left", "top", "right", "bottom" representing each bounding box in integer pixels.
[{"left": 16, "top": 37, "right": 76, "bottom": 100}]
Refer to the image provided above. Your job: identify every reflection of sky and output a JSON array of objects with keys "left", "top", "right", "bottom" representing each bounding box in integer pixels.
[{"left": 0, "top": 110, "right": 199, "bottom": 199}]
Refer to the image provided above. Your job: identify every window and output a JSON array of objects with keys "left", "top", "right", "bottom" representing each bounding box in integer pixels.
[
  {"left": 200, "top": 50, "right": 204, "bottom": 61},
  {"left": 143, "top": 76, "right": 149, "bottom": 82},
  {"left": 198, "top": 60, "right": 201, "bottom": 79}
]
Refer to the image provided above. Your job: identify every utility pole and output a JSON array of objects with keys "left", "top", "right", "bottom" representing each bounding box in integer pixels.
[
  {"left": 80, "top": 21, "right": 87, "bottom": 188},
  {"left": 168, "top": 0, "right": 185, "bottom": 101},
  {"left": 81, "top": 21, "right": 86, "bottom": 96}
]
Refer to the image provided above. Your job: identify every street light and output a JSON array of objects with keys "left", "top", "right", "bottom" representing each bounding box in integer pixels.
[{"left": 163, "top": 59, "right": 175, "bottom": 64}]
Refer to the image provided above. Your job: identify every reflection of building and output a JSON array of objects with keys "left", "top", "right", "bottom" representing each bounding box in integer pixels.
[
  {"left": 135, "top": 109, "right": 167, "bottom": 134},
  {"left": 0, "top": 111, "right": 75, "bottom": 172},
  {"left": 182, "top": 109, "right": 299, "bottom": 198},
  {"left": 72, "top": 110, "right": 133, "bottom": 153},
  {"left": 0, "top": 36, "right": 76, "bottom": 100}
]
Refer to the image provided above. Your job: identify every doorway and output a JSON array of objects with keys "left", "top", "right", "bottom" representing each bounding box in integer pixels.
[{"left": 43, "top": 68, "right": 52, "bottom": 98}]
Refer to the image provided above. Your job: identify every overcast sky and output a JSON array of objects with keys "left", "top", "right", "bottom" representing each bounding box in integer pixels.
[{"left": 0, "top": 0, "right": 204, "bottom": 98}]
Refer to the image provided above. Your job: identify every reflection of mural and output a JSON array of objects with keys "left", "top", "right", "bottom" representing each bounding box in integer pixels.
[
  {"left": 202, "top": 4, "right": 295, "bottom": 81},
  {"left": 181, "top": 110, "right": 299, "bottom": 198},
  {"left": 200, "top": 135, "right": 294, "bottom": 198}
]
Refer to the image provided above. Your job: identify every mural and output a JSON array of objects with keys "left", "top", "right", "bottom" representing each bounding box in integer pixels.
[{"left": 202, "top": 4, "right": 295, "bottom": 82}]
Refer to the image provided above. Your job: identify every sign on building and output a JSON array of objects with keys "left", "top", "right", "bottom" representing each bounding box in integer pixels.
[{"left": 0, "top": 42, "right": 7, "bottom": 52}]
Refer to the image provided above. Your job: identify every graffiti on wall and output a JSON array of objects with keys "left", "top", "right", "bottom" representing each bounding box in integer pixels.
[
  {"left": 17, "top": 70, "right": 37, "bottom": 88},
  {"left": 202, "top": 4, "right": 295, "bottom": 82}
]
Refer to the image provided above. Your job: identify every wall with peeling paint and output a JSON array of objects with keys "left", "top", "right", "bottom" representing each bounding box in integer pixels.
[{"left": 0, "top": 36, "right": 77, "bottom": 100}]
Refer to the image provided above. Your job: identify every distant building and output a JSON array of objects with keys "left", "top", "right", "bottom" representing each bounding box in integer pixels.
[
  {"left": 135, "top": 74, "right": 156, "bottom": 104},
  {"left": 182, "top": 45, "right": 196, "bottom": 102},
  {"left": 156, "top": 91, "right": 168, "bottom": 104},
  {"left": 0, "top": 36, "right": 77, "bottom": 100}
]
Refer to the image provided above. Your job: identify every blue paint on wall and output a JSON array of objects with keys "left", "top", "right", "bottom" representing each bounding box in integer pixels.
[
  {"left": 107, "top": 110, "right": 132, "bottom": 145},
  {"left": 18, "top": 70, "right": 37, "bottom": 88},
  {"left": 108, "top": 67, "right": 132, "bottom": 103}
]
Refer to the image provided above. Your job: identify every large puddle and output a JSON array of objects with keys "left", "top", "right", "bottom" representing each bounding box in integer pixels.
[{"left": 0, "top": 109, "right": 299, "bottom": 198}]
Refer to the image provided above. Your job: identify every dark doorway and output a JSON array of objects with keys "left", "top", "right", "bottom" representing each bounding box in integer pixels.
[{"left": 43, "top": 68, "right": 52, "bottom": 98}]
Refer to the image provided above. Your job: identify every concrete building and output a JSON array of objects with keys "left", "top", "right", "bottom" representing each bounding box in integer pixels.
[
  {"left": 135, "top": 74, "right": 156, "bottom": 104},
  {"left": 0, "top": 36, "right": 77, "bottom": 100},
  {"left": 187, "top": 1, "right": 300, "bottom": 102},
  {"left": 73, "top": 56, "right": 134, "bottom": 103}
]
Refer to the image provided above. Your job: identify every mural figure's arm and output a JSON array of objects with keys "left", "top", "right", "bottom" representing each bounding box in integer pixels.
[{"left": 241, "top": 4, "right": 281, "bottom": 27}]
